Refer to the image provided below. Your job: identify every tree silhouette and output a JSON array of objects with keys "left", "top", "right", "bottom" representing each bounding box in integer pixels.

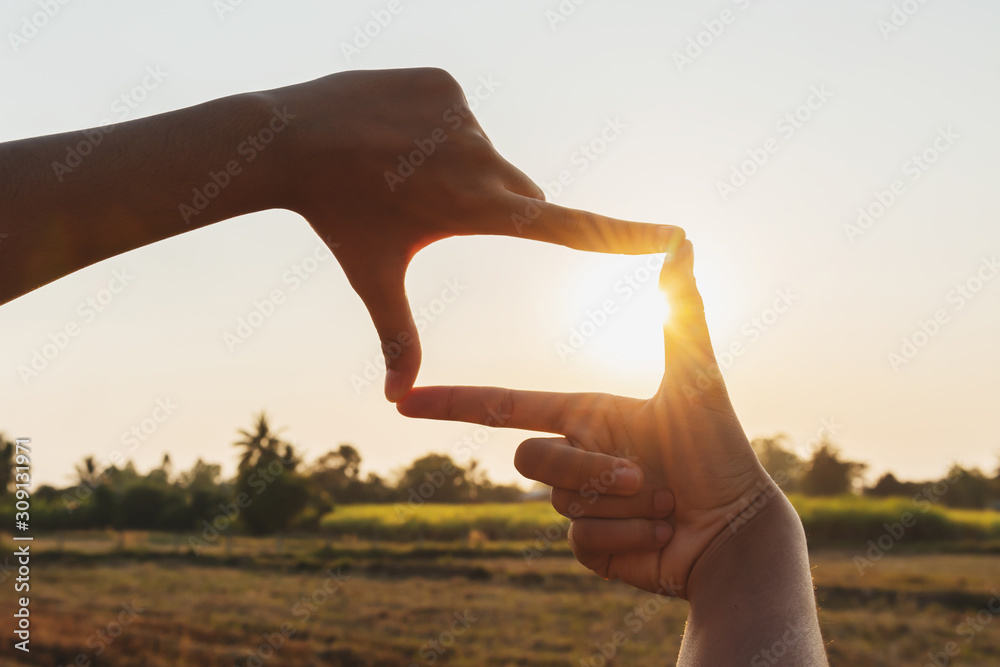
[
  {"left": 74, "top": 455, "right": 98, "bottom": 485},
  {"left": 751, "top": 434, "right": 803, "bottom": 491},
  {"left": 396, "top": 453, "right": 470, "bottom": 503},
  {"left": 941, "top": 465, "right": 990, "bottom": 509},
  {"left": 234, "top": 412, "right": 287, "bottom": 472},
  {"left": 0, "top": 434, "right": 14, "bottom": 496},
  {"left": 233, "top": 412, "right": 309, "bottom": 534},
  {"left": 800, "top": 441, "right": 866, "bottom": 496},
  {"left": 867, "top": 472, "right": 912, "bottom": 498},
  {"left": 309, "top": 445, "right": 362, "bottom": 498}
]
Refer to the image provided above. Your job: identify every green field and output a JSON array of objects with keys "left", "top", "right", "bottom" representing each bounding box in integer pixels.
[
  {"left": 319, "top": 501, "right": 568, "bottom": 544},
  {"left": 316, "top": 497, "right": 1000, "bottom": 549}
]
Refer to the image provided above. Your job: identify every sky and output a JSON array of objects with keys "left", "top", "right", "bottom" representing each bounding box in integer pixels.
[{"left": 1, "top": 0, "right": 999, "bottom": 490}]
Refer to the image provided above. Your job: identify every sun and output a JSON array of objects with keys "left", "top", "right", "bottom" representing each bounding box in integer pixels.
[
  {"left": 561, "top": 254, "right": 670, "bottom": 373},
  {"left": 652, "top": 289, "right": 672, "bottom": 325}
]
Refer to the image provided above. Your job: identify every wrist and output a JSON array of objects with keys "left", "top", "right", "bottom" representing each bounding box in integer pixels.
[
  {"left": 258, "top": 73, "right": 349, "bottom": 222},
  {"left": 228, "top": 89, "right": 300, "bottom": 215},
  {"left": 686, "top": 481, "right": 805, "bottom": 603}
]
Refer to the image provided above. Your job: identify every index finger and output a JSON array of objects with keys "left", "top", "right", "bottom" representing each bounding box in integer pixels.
[
  {"left": 397, "top": 385, "right": 596, "bottom": 434},
  {"left": 501, "top": 192, "right": 686, "bottom": 255}
]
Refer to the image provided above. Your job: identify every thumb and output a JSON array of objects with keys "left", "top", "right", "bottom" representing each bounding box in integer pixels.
[
  {"left": 657, "top": 240, "right": 725, "bottom": 402},
  {"left": 352, "top": 263, "right": 421, "bottom": 402}
]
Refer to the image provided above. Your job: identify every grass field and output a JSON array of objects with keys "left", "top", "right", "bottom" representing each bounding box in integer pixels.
[
  {"left": 316, "top": 497, "right": 1000, "bottom": 548},
  {"left": 3, "top": 498, "right": 1000, "bottom": 666},
  {"left": 2, "top": 546, "right": 1000, "bottom": 666}
]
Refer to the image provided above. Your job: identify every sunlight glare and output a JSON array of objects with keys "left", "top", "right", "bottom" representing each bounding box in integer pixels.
[{"left": 562, "top": 255, "right": 670, "bottom": 376}]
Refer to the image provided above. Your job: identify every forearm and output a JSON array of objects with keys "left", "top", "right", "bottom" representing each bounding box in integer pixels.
[
  {"left": 678, "top": 491, "right": 828, "bottom": 666},
  {"left": 0, "top": 89, "right": 291, "bottom": 304}
]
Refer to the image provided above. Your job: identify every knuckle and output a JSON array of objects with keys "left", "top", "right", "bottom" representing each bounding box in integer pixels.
[{"left": 416, "top": 67, "right": 460, "bottom": 91}]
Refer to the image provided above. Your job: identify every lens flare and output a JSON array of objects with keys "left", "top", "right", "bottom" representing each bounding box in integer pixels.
[{"left": 655, "top": 291, "right": 673, "bottom": 326}]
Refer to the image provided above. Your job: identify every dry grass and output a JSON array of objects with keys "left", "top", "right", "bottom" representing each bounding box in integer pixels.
[{"left": 2, "top": 547, "right": 999, "bottom": 666}]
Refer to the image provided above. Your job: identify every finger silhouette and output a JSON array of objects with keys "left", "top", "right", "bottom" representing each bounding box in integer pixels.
[
  {"left": 657, "top": 240, "right": 726, "bottom": 404},
  {"left": 350, "top": 261, "right": 421, "bottom": 402},
  {"left": 499, "top": 192, "right": 685, "bottom": 255}
]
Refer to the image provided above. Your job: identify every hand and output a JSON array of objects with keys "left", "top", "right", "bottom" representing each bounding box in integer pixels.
[
  {"left": 396, "top": 240, "right": 775, "bottom": 598},
  {"left": 273, "top": 68, "right": 684, "bottom": 401}
]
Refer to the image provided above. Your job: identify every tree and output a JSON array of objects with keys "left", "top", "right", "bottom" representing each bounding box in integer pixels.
[
  {"left": 234, "top": 412, "right": 288, "bottom": 472},
  {"left": 991, "top": 456, "right": 1000, "bottom": 507},
  {"left": 940, "top": 465, "right": 990, "bottom": 509},
  {"left": 0, "top": 434, "right": 14, "bottom": 496},
  {"left": 235, "top": 467, "right": 310, "bottom": 534},
  {"left": 751, "top": 435, "right": 803, "bottom": 492},
  {"left": 866, "top": 472, "right": 913, "bottom": 498},
  {"left": 74, "top": 455, "right": 98, "bottom": 485},
  {"left": 177, "top": 458, "right": 223, "bottom": 490},
  {"left": 800, "top": 442, "right": 867, "bottom": 496},
  {"left": 396, "top": 454, "right": 471, "bottom": 503},
  {"left": 352, "top": 472, "right": 394, "bottom": 504},
  {"left": 121, "top": 485, "right": 167, "bottom": 529},
  {"left": 233, "top": 413, "right": 309, "bottom": 534},
  {"left": 177, "top": 458, "right": 231, "bottom": 527}
]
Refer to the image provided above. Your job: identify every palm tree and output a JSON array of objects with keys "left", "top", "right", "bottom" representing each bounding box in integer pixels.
[
  {"left": 234, "top": 412, "right": 288, "bottom": 472},
  {"left": 73, "top": 455, "right": 97, "bottom": 485}
]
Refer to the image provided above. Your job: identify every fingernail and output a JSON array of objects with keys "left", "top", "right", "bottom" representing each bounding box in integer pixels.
[
  {"left": 655, "top": 523, "right": 672, "bottom": 544},
  {"left": 613, "top": 462, "right": 640, "bottom": 490},
  {"left": 654, "top": 491, "right": 673, "bottom": 514},
  {"left": 384, "top": 369, "right": 406, "bottom": 402}
]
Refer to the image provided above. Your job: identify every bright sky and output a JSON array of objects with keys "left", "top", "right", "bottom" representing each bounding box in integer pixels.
[{"left": 2, "top": 0, "right": 999, "bottom": 490}]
